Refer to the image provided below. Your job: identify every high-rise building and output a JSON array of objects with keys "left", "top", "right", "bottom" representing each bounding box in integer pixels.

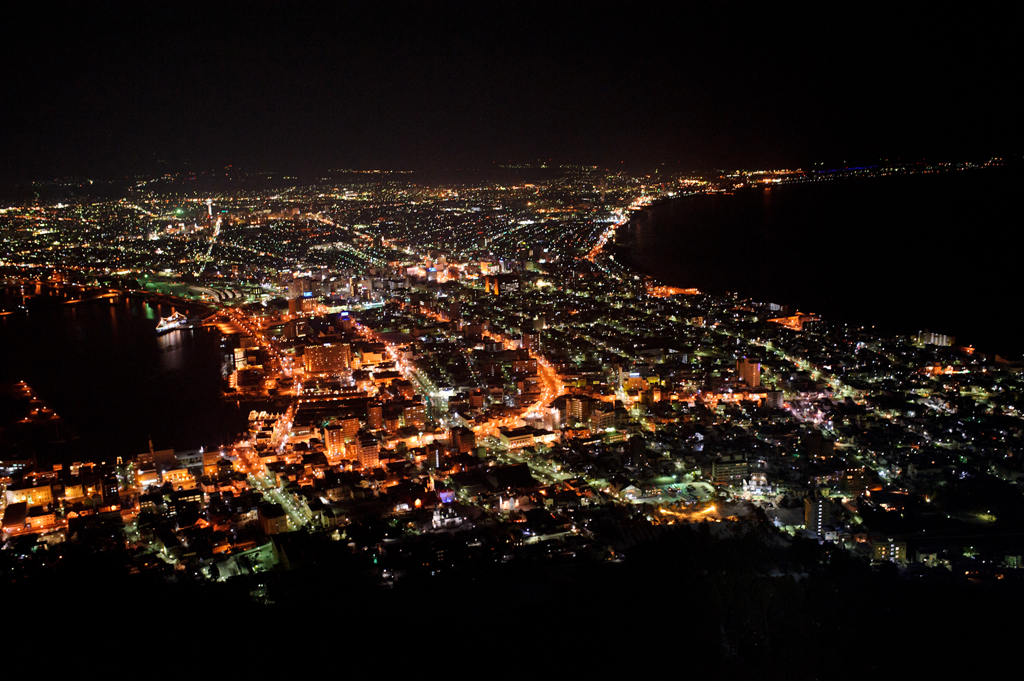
[
  {"left": 589, "top": 408, "right": 615, "bottom": 431},
  {"left": 283, "top": 317, "right": 308, "bottom": 339},
  {"left": 366, "top": 401, "right": 383, "bottom": 431},
  {"left": 402, "top": 398, "right": 426, "bottom": 430},
  {"left": 541, "top": 406, "right": 561, "bottom": 432},
  {"left": 804, "top": 492, "right": 832, "bottom": 537},
  {"left": 737, "top": 358, "right": 760, "bottom": 388},
  {"left": 324, "top": 417, "right": 360, "bottom": 457},
  {"left": 451, "top": 426, "right": 476, "bottom": 454},
  {"left": 568, "top": 395, "right": 594, "bottom": 424},
  {"left": 351, "top": 430, "right": 380, "bottom": 469},
  {"left": 469, "top": 389, "right": 486, "bottom": 409}
]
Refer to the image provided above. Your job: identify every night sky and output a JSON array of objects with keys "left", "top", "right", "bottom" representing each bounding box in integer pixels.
[{"left": 3, "top": 2, "right": 1017, "bottom": 181}]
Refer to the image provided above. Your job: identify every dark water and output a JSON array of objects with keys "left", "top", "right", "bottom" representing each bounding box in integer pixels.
[
  {"left": 625, "top": 166, "right": 1023, "bottom": 356},
  {"left": 0, "top": 287, "right": 245, "bottom": 462}
]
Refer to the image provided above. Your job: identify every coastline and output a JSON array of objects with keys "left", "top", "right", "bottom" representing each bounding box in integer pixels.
[{"left": 610, "top": 168, "right": 1023, "bottom": 358}]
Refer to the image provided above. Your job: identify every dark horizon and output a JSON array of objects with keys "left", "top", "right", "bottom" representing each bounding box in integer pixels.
[{"left": 3, "top": 2, "right": 1017, "bottom": 184}]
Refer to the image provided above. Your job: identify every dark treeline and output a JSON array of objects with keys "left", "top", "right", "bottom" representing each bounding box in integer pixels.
[{"left": 7, "top": 518, "right": 1018, "bottom": 675}]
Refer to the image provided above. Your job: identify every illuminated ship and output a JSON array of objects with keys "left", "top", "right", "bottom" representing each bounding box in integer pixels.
[{"left": 156, "top": 311, "right": 199, "bottom": 334}]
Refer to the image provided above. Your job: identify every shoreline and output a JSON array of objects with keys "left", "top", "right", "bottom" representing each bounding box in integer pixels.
[
  {"left": 608, "top": 172, "right": 1023, "bottom": 359},
  {"left": 0, "top": 279, "right": 216, "bottom": 318}
]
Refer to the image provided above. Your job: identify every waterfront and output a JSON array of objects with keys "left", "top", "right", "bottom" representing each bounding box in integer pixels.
[
  {"left": 0, "top": 287, "right": 245, "bottom": 463},
  {"left": 623, "top": 165, "right": 1022, "bottom": 356}
]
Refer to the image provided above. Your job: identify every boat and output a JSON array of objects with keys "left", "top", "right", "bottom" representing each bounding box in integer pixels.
[{"left": 156, "top": 311, "right": 199, "bottom": 334}]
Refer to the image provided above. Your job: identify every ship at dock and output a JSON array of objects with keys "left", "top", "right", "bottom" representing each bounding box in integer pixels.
[{"left": 156, "top": 311, "right": 200, "bottom": 334}]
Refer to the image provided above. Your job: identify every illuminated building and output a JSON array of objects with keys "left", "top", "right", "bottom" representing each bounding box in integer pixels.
[
  {"left": 351, "top": 430, "right": 380, "bottom": 469},
  {"left": 498, "top": 426, "right": 535, "bottom": 450},
  {"left": 712, "top": 454, "right": 748, "bottom": 485},
  {"left": 401, "top": 398, "right": 426, "bottom": 429},
  {"left": 356, "top": 342, "right": 385, "bottom": 367},
  {"left": 26, "top": 505, "right": 56, "bottom": 531},
  {"left": 589, "top": 408, "right": 615, "bottom": 431},
  {"left": 325, "top": 417, "right": 360, "bottom": 457},
  {"left": 393, "top": 379, "right": 416, "bottom": 399},
  {"left": 871, "top": 537, "right": 907, "bottom": 563},
  {"left": 541, "top": 406, "right": 561, "bottom": 431},
  {"left": 162, "top": 467, "right": 197, "bottom": 490},
  {"left": 767, "top": 312, "right": 818, "bottom": 331},
  {"left": 5, "top": 483, "right": 53, "bottom": 507},
  {"left": 737, "top": 358, "right": 760, "bottom": 388},
  {"left": 366, "top": 401, "right": 383, "bottom": 430},
  {"left": 804, "top": 492, "right": 832, "bottom": 537},
  {"left": 484, "top": 274, "right": 520, "bottom": 295},
  {"left": 568, "top": 395, "right": 595, "bottom": 424},
  {"left": 917, "top": 329, "right": 954, "bottom": 347},
  {"left": 203, "top": 450, "right": 223, "bottom": 478}
]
